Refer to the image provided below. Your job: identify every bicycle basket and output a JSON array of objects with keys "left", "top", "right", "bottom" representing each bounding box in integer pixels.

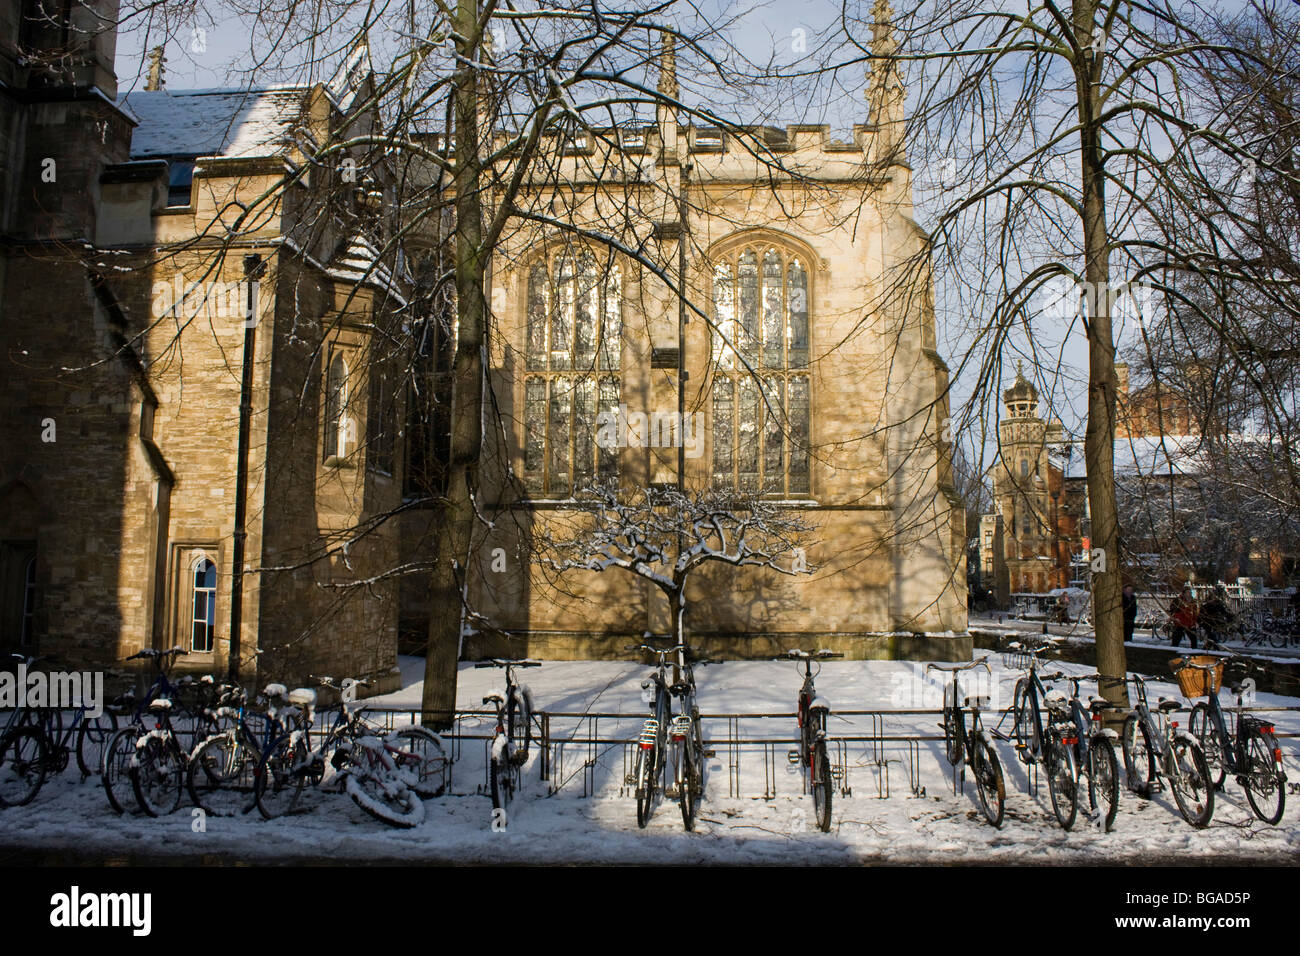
[
  {"left": 1002, "top": 648, "right": 1033, "bottom": 670},
  {"left": 1171, "top": 656, "right": 1223, "bottom": 698}
]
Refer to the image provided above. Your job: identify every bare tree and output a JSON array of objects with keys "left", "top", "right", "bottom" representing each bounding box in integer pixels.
[{"left": 536, "top": 483, "right": 815, "bottom": 648}]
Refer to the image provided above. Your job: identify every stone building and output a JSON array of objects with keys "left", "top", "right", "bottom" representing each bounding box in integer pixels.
[
  {"left": 1, "top": 3, "right": 408, "bottom": 689},
  {"left": 457, "top": 20, "right": 968, "bottom": 660},
  {"left": 3, "top": 0, "right": 967, "bottom": 683}
]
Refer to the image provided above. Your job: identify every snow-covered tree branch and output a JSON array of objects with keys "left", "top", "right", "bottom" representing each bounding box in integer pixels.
[{"left": 536, "top": 483, "right": 815, "bottom": 647}]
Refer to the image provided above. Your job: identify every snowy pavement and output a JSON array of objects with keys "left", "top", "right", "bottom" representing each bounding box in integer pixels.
[{"left": 1, "top": 656, "right": 1297, "bottom": 864}]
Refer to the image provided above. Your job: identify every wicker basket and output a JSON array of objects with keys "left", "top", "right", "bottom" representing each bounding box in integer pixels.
[{"left": 1171, "top": 655, "right": 1223, "bottom": 698}]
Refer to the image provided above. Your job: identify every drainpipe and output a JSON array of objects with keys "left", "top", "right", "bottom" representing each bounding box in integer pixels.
[
  {"left": 228, "top": 253, "right": 265, "bottom": 682},
  {"left": 677, "top": 162, "right": 689, "bottom": 485}
]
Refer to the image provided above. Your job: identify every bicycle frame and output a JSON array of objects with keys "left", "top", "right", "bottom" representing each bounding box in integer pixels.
[{"left": 1198, "top": 683, "right": 1248, "bottom": 774}]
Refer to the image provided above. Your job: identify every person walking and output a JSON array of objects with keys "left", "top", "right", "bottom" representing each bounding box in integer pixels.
[
  {"left": 1199, "top": 585, "right": 1233, "bottom": 647},
  {"left": 1122, "top": 584, "right": 1137, "bottom": 643},
  {"left": 1169, "top": 586, "right": 1199, "bottom": 649}
]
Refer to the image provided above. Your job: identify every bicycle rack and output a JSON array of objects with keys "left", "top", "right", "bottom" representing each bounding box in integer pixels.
[
  {"left": 538, "top": 713, "right": 550, "bottom": 782},
  {"left": 869, "top": 714, "right": 892, "bottom": 799},
  {"left": 727, "top": 717, "right": 741, "bottom": 799},
  {"left": 833, "top": 737, "right": 852, "bottom": 797},
  {"left": 905, "top": 740, "right": 924, "bottom": 798},
  {"left": 763, "top": 740, "right": 777, "bottom": 799},
  {"left": 549, "top": 739, "right": 566, "bottom": 797}
]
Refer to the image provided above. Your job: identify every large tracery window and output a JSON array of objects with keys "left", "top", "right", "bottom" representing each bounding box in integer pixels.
[
  {"left": 524, "top": 251, "right": 622, "bottom": 496},
  {"left": 711, "top": 243, "right": 811, "bottom": 495}
]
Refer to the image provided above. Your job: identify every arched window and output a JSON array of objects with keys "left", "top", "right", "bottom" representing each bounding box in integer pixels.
[
  {"left": 191, "top": 558, "right": 217, "bottom": 653},
  {"left": 523, "top": 250, "right": 622, "bottom": 496},
  {"left": 20, "top": 557, "right": 36, "bottom": 647},
  {"left": 710, "top": 243, "right": 810, "bottom": 495},
  {"left": 324, "top": 351, "right": 352, "bottom": 460}
]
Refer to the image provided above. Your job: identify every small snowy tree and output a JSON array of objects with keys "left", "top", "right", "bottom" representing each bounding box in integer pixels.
[{"left": 537, "top": 484, "right": 815, "bottom": 648}]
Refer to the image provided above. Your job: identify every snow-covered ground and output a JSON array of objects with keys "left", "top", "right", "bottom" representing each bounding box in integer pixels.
[{"left": 1, "top": 655, "right": 1297, "bottom": 864}]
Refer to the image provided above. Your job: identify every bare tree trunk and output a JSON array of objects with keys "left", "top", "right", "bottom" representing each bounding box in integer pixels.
[
  {"left": 422, "top": 0, "right": 485, "bottom": 730},
  {"left": 1076, "top": 0, "right": 1129, "bottom": 712}
]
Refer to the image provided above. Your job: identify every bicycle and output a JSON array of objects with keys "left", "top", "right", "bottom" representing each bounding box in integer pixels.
[
  {"left": 779, "top": 650, "right": 842, "bottom": 832},
  {"left": 474, "top": 658, "right": 540, "bottom": 812},
  {"left": 0, "top": 655, "right": 119, "bottom": 807},
  {"left": 1116, "top": 673, "right": 1214, "bottom": 828},
  {"left": 254, "top": 677, "right": 446, "bottom": 827},
  {"left": 101, "top": 648, "right": 221, "bottom": 814},
  {"left": 1003, "top": 640, "right": 1079, "bottom": 829},
  {"left": 185, "top": 683, "right": 300, "bottom": 816},
  {"left": 927, "top": 656, "right": 1005, "bottom": 828},
  {"left": 1179, "top": 655, "right": 1287, "bottom": 825},
  {"left": 1059, "top": 673, "right": 1121, "bottom": 831},
  {"left": 626, "top": 642, "right": 711, "bottom": 831}
]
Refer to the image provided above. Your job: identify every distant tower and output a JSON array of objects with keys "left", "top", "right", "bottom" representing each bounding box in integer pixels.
[
  {"left": 145, "top": 45, "right": 167, "bottom": 91},
  {"left": 994, "top": 365, "right": 1053, "bottom": 593}
]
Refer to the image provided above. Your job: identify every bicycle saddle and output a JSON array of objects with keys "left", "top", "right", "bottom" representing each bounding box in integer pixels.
[
  {"left": 264, "top": 683, "right": 288, "bottom": 699},
  {"left": 288, "top": 688, "right": 317, "bottom": 707},
  {"left": 1156, "top": 698, "right": 1180, "bottom": 713},
  {"left": 483, "top": 693, "right": 504, "bottom": 706},
  {"left": 147, "top": 698, "right": 172, "bottom": 713},
  {"left": 808, "top": 696, "right": 831, "bottom": 713}
]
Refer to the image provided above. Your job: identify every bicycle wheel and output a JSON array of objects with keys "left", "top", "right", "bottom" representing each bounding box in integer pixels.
[
  {"left": 679, "top": 741, "right": 699, "bottom": 832},
  {"left": 1087, "top": 735, "right": 1120, "bottom": 832},
  {"left": 255, "top": 732, "right": 309, "bottom": 819},
  {"left": 941, "top": 685, "right": 964, "bottom": 766},
  {"left": 1188, "top": 702, "right": 1226, "bottom": 789},
  {"left": 166, "top": 707, "right": 216, "bottom": 756},
  {"left": 1012, "top": 678, "right": 1037, "bottom": 764},
  {"left": 75, "top": 711, "right": 118, "bottom": 777},
  {"left": 811, "top": 737, "right": 833, "bottom": 832},
  {"left": 635, "top": 745, "right": 656, "bottom": 828},
  {"left": 1241, "top": 727, "right": 1286, "bottom": 825},
  {"left": 386, "top": 726, "right": 447, "bottom": 798},
  {"left": 970, "top": 735, "right": 1006, "bottom": 829},
  {"left": 0, "top": 728, "right": 49, "bottom": 807},
  {"left": 1046, "top": 737, "right": 1078, "bottom": 830},
  {"left": 489, "top": 736, "right": 517, "bottom": 811},
  {"left": 131, "top": 733, "right": 184, "bottom": 816},
  {"left": 1121, "top": 713, "right": 1155, "bottom": 798},
  {"left": 345, "top": 756, "right": 425, "bottom": 828},
  {"left": 187, "top": 731, "right": 261, "bottom": 816},
  {"left": 1167, "top": 736, "right": 1214, "bottom": 829},
  {"left": 102, "top": 727, "right": 140, "bottom": 814},
  {"left": 506, "top": 688, "right": 531, "bottom": 766}
]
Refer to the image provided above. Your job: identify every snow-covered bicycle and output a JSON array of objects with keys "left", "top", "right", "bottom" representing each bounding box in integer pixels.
[
  {"left": 475, "top": 659, "right": 540, "bottom": 812},
  {"left": 254, "top": 677, "right": 447, "bottom": 828}
]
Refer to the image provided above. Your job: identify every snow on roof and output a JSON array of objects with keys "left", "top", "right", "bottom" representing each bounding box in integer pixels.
[
  {"left": 326, "top": 39, "right": 372, "bottom": 112},
  {"left": 120, "top": 87, "right": 312, "bottom": 160},
  {"left": 325, "top": 233, "right": 405, "bottom": 305}
]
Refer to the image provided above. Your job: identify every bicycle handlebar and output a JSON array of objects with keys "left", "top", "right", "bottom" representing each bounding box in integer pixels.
[
  {"left": 123, "top": 647, "right": 187, "bottom": 662},
  {"left": 473, "top": 659, "right": 542, "bottom": 669},
  {"left": 926, "top": 656, "right": 991, "bottom": 674}
]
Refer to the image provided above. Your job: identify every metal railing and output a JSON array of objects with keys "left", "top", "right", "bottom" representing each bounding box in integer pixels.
[{"left": 322, "top": 703, "right": 1300, "bottom": 801}]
